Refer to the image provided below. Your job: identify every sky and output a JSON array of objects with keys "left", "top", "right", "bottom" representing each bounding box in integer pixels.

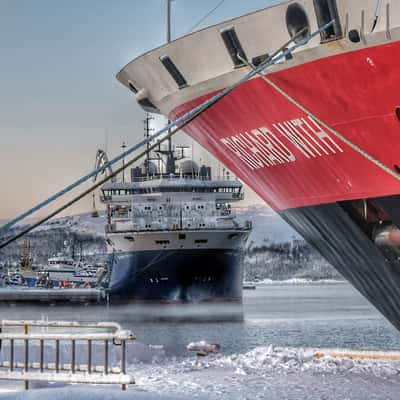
[{"left": 0, "top": 0, "right": 282, "bottom": 221}]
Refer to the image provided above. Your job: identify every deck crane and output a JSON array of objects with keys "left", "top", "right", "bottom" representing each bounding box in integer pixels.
[{"left": 91, "top": 149, "right": 116, "bottom": 217}]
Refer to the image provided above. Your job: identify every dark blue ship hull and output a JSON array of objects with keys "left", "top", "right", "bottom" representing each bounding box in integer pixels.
[{"left": 107, "top": 248, "right": 244, "bottom": 302}]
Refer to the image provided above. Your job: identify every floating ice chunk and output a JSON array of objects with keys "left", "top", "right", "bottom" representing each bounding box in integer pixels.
[{"left": 187, "top": 341, "right": 221, "bottom": 356}]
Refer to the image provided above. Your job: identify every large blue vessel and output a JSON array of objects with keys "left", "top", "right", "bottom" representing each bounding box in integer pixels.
[{"left": 101, "top": 130, "right": 251, "bottom": 302}]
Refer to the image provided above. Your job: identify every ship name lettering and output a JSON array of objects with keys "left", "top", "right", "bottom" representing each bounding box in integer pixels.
[
  {"left": 302, "top": 117, "right": 344, "bottom": 154},
  {"left": 220, "top": 136, "right": 263, "bottom": 170},
  {"left": 221, "top": 127, "right": 296, "bottom": 170},
  {"left": 251, "top": 127, "right": 296, "bottom": 164},
  {"left": 220, "top": 116, "right": 344, "bottom": 170}
]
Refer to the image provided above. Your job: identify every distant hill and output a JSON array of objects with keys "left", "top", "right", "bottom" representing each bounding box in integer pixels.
[
  {"left": 0, "top": 207, "right": 341, "bottom": 281},
  {"left": 0, "top": 213, "right": 107, "bottom": 266}
]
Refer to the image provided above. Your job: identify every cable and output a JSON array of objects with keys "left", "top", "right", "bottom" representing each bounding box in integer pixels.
[
  {"left": 0, "top": 22, "right": 312, "bottom": 234},
  {"left": 0, "top": 22, "right": 333, "bottom": 250},
  {"left": 187, "top": 0, "right": 225, "bottom": 33}
]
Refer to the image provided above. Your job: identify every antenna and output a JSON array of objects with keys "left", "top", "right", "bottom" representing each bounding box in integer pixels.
[
  {"left": 121, "top": 141, "right": 127, "bottom": 183},
  {"left": 143, "top": 113, "right": 155, "bottom": 174},
  {"left": 175, "top": 145, "right": 190, "bottom": 161},
  {"left": 166, "top": 0, "right": 172, "bottom": 43}
]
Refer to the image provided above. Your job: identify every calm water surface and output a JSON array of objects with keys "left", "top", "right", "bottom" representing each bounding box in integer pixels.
[{"left": 1, "top": 283, "right": 399, "bottom": 356}]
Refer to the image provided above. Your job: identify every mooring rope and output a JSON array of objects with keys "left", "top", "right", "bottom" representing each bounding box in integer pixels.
[
  {"left": 0, "top": 22, "right": 335, "bottom": 250},
  {"left": 0, "top": 23, "right": 328, "bottom": 235},
  {"left": 237, "top": 53, "right": 400, "bottom": 182},
  {"left": 0, "top": 115, "right": 192, "bottom": 250}
]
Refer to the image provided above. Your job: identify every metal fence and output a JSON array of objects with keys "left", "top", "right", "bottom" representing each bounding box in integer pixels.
[{"left": 0, "top": 320, "right": 135, "bottom": 390}]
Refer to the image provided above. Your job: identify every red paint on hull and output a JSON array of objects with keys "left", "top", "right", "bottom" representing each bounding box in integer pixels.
[{"left": 170, "top": 41, "right": 400, "bottom": 211}]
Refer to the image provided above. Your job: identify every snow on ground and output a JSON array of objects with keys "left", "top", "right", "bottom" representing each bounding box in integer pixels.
[
  {"left": 1, "top": 344, "right": 400, "bottom": 399},
  {"left": 31, "top": 212, "right": 106, "bottom": 237}
]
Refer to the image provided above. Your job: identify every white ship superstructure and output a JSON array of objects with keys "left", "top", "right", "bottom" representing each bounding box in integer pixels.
[{"left": 102, "top": 151, "right": 251, "bottom": 301}]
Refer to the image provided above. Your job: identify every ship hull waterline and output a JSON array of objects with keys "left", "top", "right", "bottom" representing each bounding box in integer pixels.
[{"left": 107, "top": 248, "right": 245, "bottom": 303}]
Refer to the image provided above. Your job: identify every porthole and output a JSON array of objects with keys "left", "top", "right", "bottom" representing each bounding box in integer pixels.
[{"left": 286, "top": 3, "right": 310, "bottom": 43}]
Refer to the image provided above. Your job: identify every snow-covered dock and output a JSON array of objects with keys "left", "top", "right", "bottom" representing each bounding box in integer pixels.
[{"left": 0, "top": 288, "right": 103, "bottom": 304}]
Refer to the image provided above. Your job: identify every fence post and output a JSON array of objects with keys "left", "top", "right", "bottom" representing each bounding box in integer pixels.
[
  {"left": 24, "top": 324, "right": 29, "bottom": 390},
  {"left": 121, "top": 339, "right": 126, "bottom": 391}
]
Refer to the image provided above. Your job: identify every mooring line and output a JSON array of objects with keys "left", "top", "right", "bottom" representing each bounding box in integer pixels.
[
  {"left": 0, "top": 22, "right": 333, "bottom": 234},
  {"left": 0, "top": 23, "right": 335, "bottom": 250},
  {"left": 0, "top": 111, "right": 197, "bottom": 250}
]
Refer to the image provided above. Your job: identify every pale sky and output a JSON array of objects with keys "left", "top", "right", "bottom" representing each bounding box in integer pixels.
[{"left": 0, "top": 0, "right": 281, "bottom": 221}]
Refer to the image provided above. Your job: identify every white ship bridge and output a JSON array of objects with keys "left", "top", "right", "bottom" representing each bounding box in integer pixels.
[{"left": 101, "top": 173, "right": 249, "bottom": 235}]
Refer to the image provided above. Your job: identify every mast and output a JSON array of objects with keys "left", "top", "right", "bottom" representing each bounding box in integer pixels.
[
  {"left": 121, "top": 141, "right": 127, "bottom": 183},
  {"left": 166, "top": 0, "right": 171, "bottom": 43},
  {"left": 166, "top": 0, "right": 174, "bottom": 172},
  {"left": 143, "top": 113, "right": 153, "bottom": 174}
]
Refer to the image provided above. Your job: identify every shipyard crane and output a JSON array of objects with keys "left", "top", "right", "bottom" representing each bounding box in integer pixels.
[{"left": 92, "top": 149, "right": 116, "bottom": 217}]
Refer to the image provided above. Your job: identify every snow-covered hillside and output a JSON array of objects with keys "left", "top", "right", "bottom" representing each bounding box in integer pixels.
[
  {"left": 0, "top": 206, "right": 340, "bottom": 281},
  {"left": 0, "top": 213, "right": 107, "bottom": 265}
]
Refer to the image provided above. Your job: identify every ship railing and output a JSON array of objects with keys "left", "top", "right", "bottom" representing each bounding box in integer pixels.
[
  {"left": 0, "top": 320, "right": 135, "bottom": 391},
  {"left": 106, "top": 221, "right": 252, "bottom": 234},
  {"left": 131, "top": 174, "right": 215, "bottom": 182}
]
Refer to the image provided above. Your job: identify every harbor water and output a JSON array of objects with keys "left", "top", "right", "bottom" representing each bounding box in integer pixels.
[
  {"left": 1, "top": 282, "right": 400, "bottom": 399},
  {"left": 1, "top": 282, "right": 399, "bottom": 355}
]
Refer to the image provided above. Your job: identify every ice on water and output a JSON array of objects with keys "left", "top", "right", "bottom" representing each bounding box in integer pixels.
[
  {"left": 132, "top": 344, "right": 400, "bottom": 399},
  {"left": 1, "top": 341, "right": 400, "bottom": 399}
]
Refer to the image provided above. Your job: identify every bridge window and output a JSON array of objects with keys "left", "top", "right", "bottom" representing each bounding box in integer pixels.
[
  {"left": 313, "top": 0, "right": 342, "bottom": 41},
  {"left": 220, "top": 26, "right": 247, "bottom": 67},
  {"left": 155, "top": 240, "right": 170, "bottom": 245},
  {"left": 159, "top": 55, "right": 188, "bottom": 88}
]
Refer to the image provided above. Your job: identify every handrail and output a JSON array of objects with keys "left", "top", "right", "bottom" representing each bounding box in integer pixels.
[{"left": 0, "top": 320, "right": 135, "bottom": 391}]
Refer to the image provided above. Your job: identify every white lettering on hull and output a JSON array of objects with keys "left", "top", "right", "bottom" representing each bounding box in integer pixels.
[{"left": 220, "top": 116, "right": 344, "bottom": 170}]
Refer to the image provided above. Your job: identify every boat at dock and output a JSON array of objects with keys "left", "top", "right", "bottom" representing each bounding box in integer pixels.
[
  {"left": 18, "top": 255, "right": 103, "bottom": 289},
  {"left": 101, "top": 128, "right": 251, "bottom": 302},
  {"left": 115, "top": 0, "right": 400, "bottom": 330}
]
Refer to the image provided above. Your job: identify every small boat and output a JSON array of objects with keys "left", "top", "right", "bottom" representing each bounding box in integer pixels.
[{"left": 22, "top": 255, "right": 102, "bottom": 288}]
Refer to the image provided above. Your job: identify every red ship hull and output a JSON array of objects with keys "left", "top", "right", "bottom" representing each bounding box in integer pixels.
[
  {"left": 170, "top": 41, "right": 400, "bottom": 211},
  {"left": 169, "top": 41, "right": 400, "bottom": 331}
]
